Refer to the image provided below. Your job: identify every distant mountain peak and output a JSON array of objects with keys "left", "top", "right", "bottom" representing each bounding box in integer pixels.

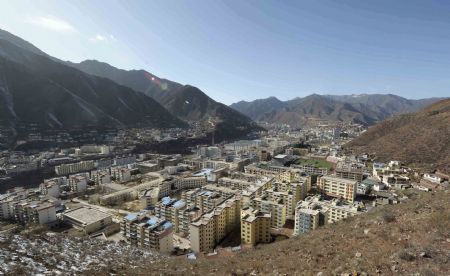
[
  {"left": 0, "top": 29, "right": 187, "bottom": 147},
  {"left": 230, "top": 93, "right": 445, "bottom": 126},
  {"left": 67, "top": 58, "right": 260, "bottom": 140}
]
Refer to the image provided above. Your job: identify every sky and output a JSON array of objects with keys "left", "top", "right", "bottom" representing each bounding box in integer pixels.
[{"left": 0, "top": 0, "right": 449, "bottom": 104}]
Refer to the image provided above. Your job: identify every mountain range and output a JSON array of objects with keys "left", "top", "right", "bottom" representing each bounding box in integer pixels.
[
  {"left": 347, "top": 98, "right": 450, "bottom": 173},
  {"left": 230, "top": 94, "right": 445, "bottom": 126},
  {"left": 0, "top": 29, "right": 259, "bottom": 145},
  {"left": 0, "top": 28, "right": 447, "bottom": 148},
  {"left": 67, "top": 59, "right": 260, "bottom": 139}
]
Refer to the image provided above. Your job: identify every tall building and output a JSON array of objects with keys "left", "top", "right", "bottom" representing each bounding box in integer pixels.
[
  {"left": 294, "top": 208, "right": 322, "bottom": 235},
  {"left": 121, "top": 214, "right": 173, "bottom": 253},
  {"left": 189, "top": 196, "right": 241, "bottom": 253},
  {"left": 317, "top": 175, "right": 357, "bottom": 203},
  {"left": 240, "top": 207, "right": 271, "bottom": 246},
  {"left": 251, "top": 196, "right": 286, "bottom": 229}
]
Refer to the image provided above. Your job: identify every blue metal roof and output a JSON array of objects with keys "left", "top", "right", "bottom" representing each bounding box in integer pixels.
[
  {"left": 125, "top": 214, "right": 137, "bottom": 221},
  {"left": 192, "top": 168, "right": 213, "bottom": 176},
  {"left": 162, "top": 221, "right": 173, "bottom": 229},
  {"left": 173, "top": 200, "right": 186, "bottom": 208},
  {"left": 161, "top": 196, "right": 172, "bottom": 206},
  {"left": 146, "top": 217, "right": 158, "bottom": 226}
]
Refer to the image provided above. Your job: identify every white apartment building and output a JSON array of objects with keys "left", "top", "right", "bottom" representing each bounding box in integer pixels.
[{"left": 55, "top": 160, "right": 95, "bottom": 175}]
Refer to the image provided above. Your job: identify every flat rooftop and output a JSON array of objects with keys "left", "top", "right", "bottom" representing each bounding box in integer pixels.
[{"left": 64, "top": 206, "right": 111, "bottom": 225}]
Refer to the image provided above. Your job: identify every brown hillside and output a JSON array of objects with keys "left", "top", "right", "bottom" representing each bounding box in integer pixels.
[
  {"left": 346, "top": 99, "right": 450, "bottom": 173},
  {"left": 100, "top": 190, "right": 449, "bottom": 275}
]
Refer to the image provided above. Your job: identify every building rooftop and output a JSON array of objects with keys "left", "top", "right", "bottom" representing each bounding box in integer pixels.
[{"left": 64, "top": 207, "right": 112, "bottom": 225}]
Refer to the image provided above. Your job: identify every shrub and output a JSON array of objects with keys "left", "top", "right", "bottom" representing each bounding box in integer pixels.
[
  {"left": 382, "top": 212, "right": 396, "bottom": 223},
  {"left": 398, "top": 250, "right": 415, "bottom": 262}
]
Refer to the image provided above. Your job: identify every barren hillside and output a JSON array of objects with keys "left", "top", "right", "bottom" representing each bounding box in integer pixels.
[
  {"left": 346, "top": 99, "right": 450, "bottom": 173},
  {"left": 130, "top": 190, "right": 449, "bottom": 275}
]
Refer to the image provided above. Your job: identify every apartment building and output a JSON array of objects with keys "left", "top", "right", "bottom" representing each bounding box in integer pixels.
[
  {"left": 218, "top": 177, "right": 255, "bottom": 190},
  {"left": 178, "top": 205, "right": 202, "bottom": 238},
  {"left": 14, "top": 200, "right": 57, "bottom": 225},
  {"left": 294, "top": 206, "right": 324, "bottom": 235},
  {"left": 110, "top": 166, "right": 132, "bottom": 183},
  {"left": 240, "top": 207, "right": 271, "bottom": 246},
  {"left": 317, "top": 175, "right": 357, "bottom": 203},
  {"left": 325, "top": 198, "right": 361, "bottom": 223},
  {"left": 173, "top": 176, "right": 207, "bottom": 190},
  {"left": 154, "top": 197, "right": 186, "bottom": 233},
  {"left": 292, "top": 163, "right": 329, "bottom": 175},
  {"left": 182, "top": 188, "right": 227, "bottom": 213},
  {"left": 55, "top": 160, "right": 95, "bottom": 175},
  {"left": 0, "top": 188, "right": 28, "bottom": 221},
  {"left": 40, "top": 180, "right": 61, "bottom": 198},
  {"left": 68, "top": 174, "right": 88, "bottom": 193},
  {"left": 189, "top": 196, "right": 241, "bottom": 253},
  {"left": 113, "top": 155, "right": 136, "bottom": 166},
  {"left": 121, "top": 214, "right": 173, "bottom": 253},
  {"left": 91, "top": 169, "right": 111, "bottom": 185},
  {"left": 244, "top": 165, "right": 278, "bottom": 177},
  {"left": 0, "top": 196, "right": 58, "bottom": 225},
  {"left": 272, "top": 181, "right": 307, "bottom": 214},
  {"left": 251, "top": 196, "right": 286, "bottom": 229},
  {"left": 294, "top": 195, "right": 362, "bottom": 235},
  {"left": 335, "top": 162, "right": 364, "bottom": 181},
  {"left": 139, "top": 188, "right": 160, "bottom": 209}
]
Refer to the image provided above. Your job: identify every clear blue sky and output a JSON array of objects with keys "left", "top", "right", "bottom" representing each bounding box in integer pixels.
[{"left": 1, "top": 0, "right": 449, "bottom": 104}]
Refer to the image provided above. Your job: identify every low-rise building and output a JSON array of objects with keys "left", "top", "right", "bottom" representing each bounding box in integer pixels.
[
  {"left": 63, "top": 206, "right": 112, "bottom": 234},
  {"left": 0, "top": 192, "right": 58, "bottom": 225},
  {"left": 294, "top": 195, "right": 362, "bottom": 235}
]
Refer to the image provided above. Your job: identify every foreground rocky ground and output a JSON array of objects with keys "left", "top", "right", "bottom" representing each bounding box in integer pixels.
[
  {"left": 1, "top": 190, "right": 449, "bottom": 275},
  {"left": 0, "top": 231, "right": 166, "bottom": 275},
  {"left": 137, "top": 190, "right": 450, "bottom": 275}
]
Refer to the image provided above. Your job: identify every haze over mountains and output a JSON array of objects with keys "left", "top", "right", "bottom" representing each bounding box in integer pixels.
[
  {"left": 0, "top": 28, "right": 447, "bottom": 148},
  {"left": 231, "top": 94, "right": 444, "bottom": 126},
  {"left": 67, "top": 59, "right": 260, "bottom": 137},
  {"left": 0, "top": 29, "right": 185, "bottom": 132},
  {"left": 0, "top": 29, "right": 258, "bottom": 144}
]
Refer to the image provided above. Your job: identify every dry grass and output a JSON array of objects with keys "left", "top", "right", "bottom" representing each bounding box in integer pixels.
[{"left": 103, "top": 190, "right": 450, "bottom": 275}]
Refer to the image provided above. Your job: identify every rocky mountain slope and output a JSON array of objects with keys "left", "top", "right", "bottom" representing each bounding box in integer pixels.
[
  {"left": 347, "top": 99, "right": 450, "bottom": 173},
  {"left": 230, "top": 94, "right": 444, "bottom": 126},
  {"left": 0, "top": 29, "right": 185, "bottom": 135},
  {"left": 68, "top": 59, "right": 261, "bottom": 137},
  {"left": 0, "top": 230, "right": 167, "bottom": 275}
]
